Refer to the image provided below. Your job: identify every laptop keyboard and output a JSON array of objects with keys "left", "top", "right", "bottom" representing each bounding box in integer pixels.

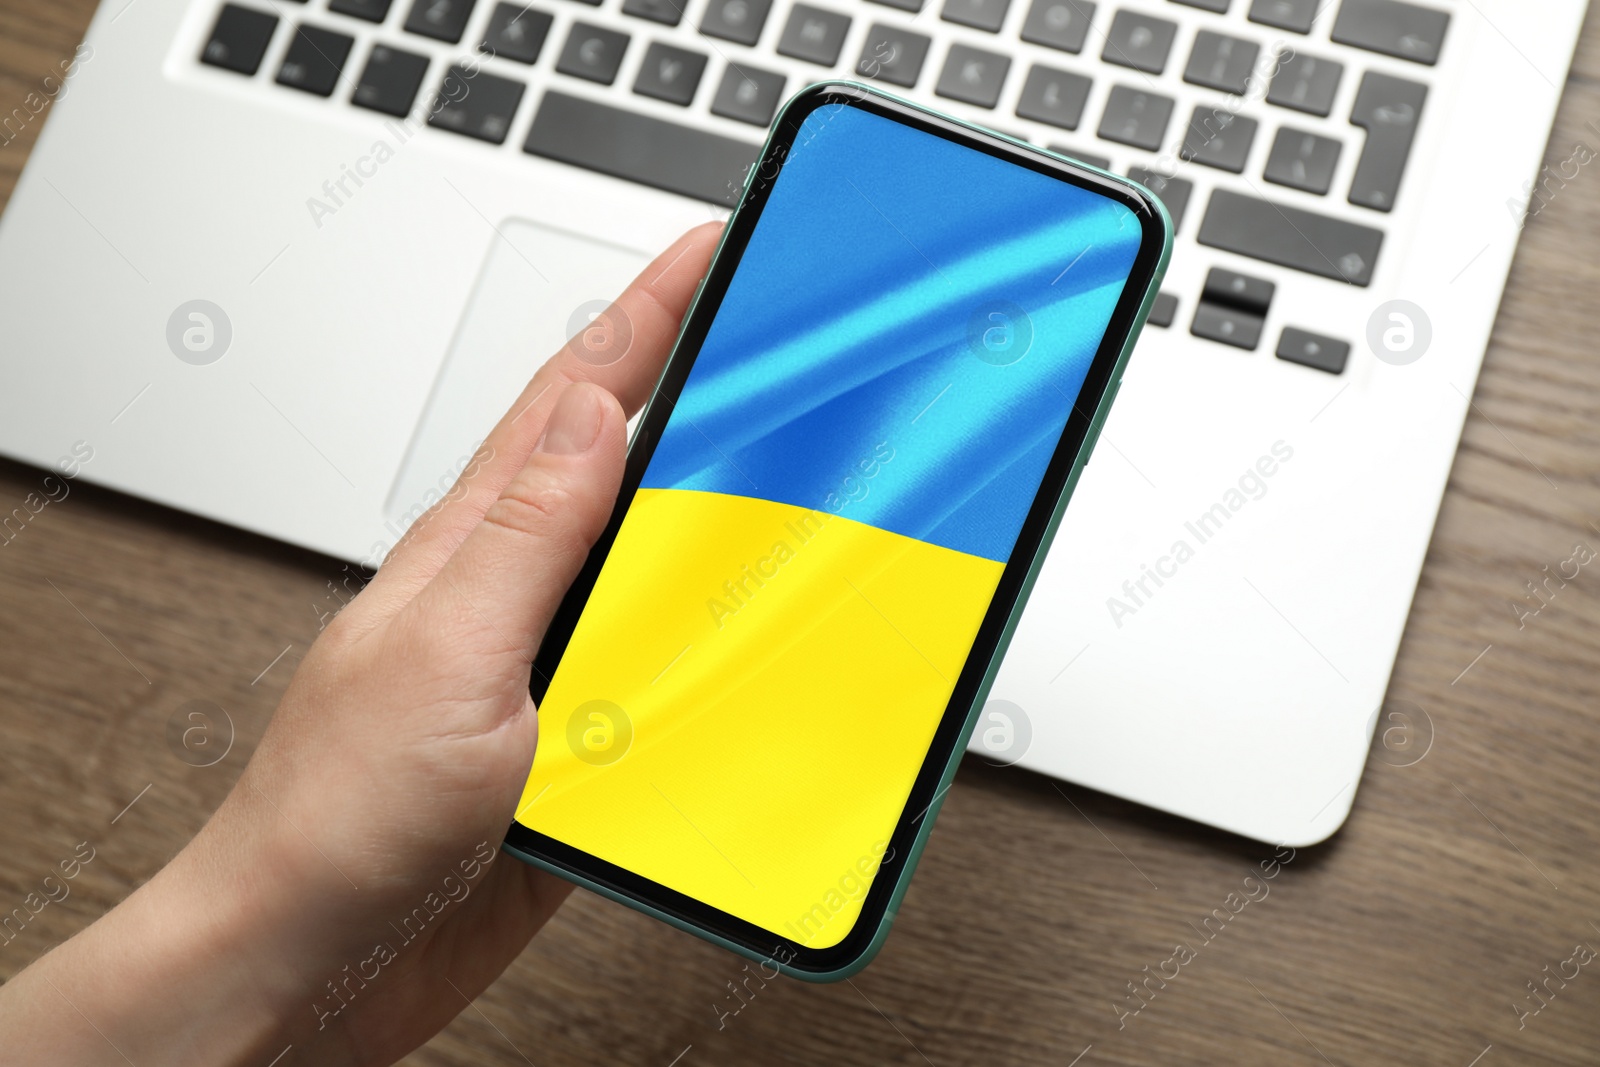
[{"left": 196, "top": 0, "right": 1448, "bottom": 375}]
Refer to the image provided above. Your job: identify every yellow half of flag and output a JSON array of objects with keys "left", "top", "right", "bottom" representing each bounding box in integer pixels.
[{"left": 517, "top": 487, "right": 1003, "bottom": 947}]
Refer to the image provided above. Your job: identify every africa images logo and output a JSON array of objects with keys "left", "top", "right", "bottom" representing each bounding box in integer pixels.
[{"left": 166, "top": 300, "right": 232, "bottom": 366}]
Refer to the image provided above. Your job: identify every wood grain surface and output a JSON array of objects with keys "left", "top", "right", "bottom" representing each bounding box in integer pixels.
[{"left": 3, "top": 2, "right": 1600, "bottom": 1064}]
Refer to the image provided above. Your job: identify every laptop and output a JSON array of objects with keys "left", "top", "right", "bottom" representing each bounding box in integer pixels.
[{"left": 0, "top": 0, "right": 1584, "bottom": 846}]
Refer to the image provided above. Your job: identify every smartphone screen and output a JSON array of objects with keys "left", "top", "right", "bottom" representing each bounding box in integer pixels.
[{"left": 508, "top": 86, "right": 1166, "bottom": 974}]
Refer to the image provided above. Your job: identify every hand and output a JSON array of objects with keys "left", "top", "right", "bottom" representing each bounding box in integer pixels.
[{"left": 0, "top": 222, "right": 723, "bottom": 1066}]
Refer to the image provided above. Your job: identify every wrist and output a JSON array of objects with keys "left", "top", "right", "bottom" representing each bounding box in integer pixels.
[{"left": 0, "top": 809, "right": 354, "bottom": 1066}]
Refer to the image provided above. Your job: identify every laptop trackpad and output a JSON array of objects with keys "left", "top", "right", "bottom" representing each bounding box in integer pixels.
[{"left": 386, "top": 220, "right": 650, "bottom": 534}]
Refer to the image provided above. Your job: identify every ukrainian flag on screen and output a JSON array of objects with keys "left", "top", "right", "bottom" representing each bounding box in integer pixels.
[{"left": 518, "top": 104, "right": 1141, "bottom": 947}]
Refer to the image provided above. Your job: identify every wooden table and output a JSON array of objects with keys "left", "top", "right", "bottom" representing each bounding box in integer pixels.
[{"left": 4, "top": 3, "right": 1600, "bottom": 1064}]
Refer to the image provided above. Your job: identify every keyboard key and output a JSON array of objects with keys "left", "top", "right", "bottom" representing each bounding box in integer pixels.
[
  {"left": 936, "top": 44, "right": 1010, "bottom": 108},
  {"left": 1048, "top": 146, "right": 1109, "bottom": 168},
  {"left": 857, "top": 25, "right": 931, "bottom": 87},
  {"left": 428, "top": 65, "right": 525, "bottom": 142},
  {"left": 329, "top": 0, "right": 394, "bottom": 22},
  {"left": 777, "top": 5, "right": 851, "bottom": 65},
  {"left": 1148, "top": 291, "right": 1178, "bottom": 327},
  {"left": 868, "top": 0, "right": 924, "bottom": 10},
  {"left": 1266, "top": 51, "right": 1342, "bottom": 116},
  {"left": 623, "top": 0, "right": 687, "bottom": 24},
  {"left": 1016, "top": 64, "right": 1091, "bottom": 129},
  {"left": 1184, "top": 31, "right": 1259, "bottom": 95},
  {"left": 1171, "top": 0, "right": 1227, "bottom": 11},
  {"left": 277, "top": 25, "right": 355, "bottom": 96},
  {"left": 1127, "top": 165, "right": 1191, "bottom": 231},
  {"left": 1102, "top": 10, "right": 1176, "bottom": 74},
  {"left": 525, "top": 90, "right": 760, "bottom": 204},
  {"left": 557, "top": 23, "right": 629, "bottom": 83},
  {"left": 481, "top": 3, "right": 553, "bottom": 63},
  {"left": 1197, "top": 188, "right": 1382, "bottom": 285},
  {"left": 634, "top": 42, "right": 706, "bottom": 105},
  {"left": 201, "top": 4, "right": 279, "bottom": 75},
  {"left": 404, "top": 0, "right": 476, "bottom": 42},
  {"left": 352, "top": 43, "right": 429, "bottom": 115},
  {"left": 1248, "top": 0, "right": 1316, "bottom": 32},
  {"left": 1202, "top": 266, "right": 1274, "bottom": 314},
  {"left": 1020, "top": 0, "right": 1094, "bottom": 53},
  {"left": 1191, "top": 302, "right": 1263, "bottom": 349},
  {"left": 701, "top": 0, "right": 772, "bottom": 45},
  {"left": 1180, "top": 107, "right": 1256, "bottom": 172},
  {"left": 1348, "top": 71, "right": 1426, "bottom": 212},
  {"left": 1193, "top": 268, "right": 1271, "bottom": 350},
  {"left": 711, "top": 64, "right": 787, "bottom": 125},
  {"left": 1331, "top": 0, "right": 1448, "bottom": 65},
  {"left": 943, "top": 0, "right": 1012, "bottom": 32},
  {"left": 1264, "top": 127, "right": 1341, "bottom": 194},
  {"left": 1277, "top": 326, "right": 1349, "bottom": 373},
  {"left": 1097, "top": 85, "right": 1172, "bottom": 150}
]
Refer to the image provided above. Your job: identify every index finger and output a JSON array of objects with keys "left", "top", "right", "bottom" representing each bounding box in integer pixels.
[
  {"left": 554, "top": 221, "right": 725, "bottom": 413},
  {"left": 359, "top": 221, "right": 723, "bottom": 610}
]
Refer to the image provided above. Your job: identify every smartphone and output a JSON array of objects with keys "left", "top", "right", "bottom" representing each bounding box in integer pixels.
[{"left": 504, "top": 82, "right": 1171, "bottom": 981}]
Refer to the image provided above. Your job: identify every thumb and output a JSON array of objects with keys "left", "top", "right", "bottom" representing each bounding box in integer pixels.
[{"left": 401, "top": 380, "right": 628, "bottom": 664}]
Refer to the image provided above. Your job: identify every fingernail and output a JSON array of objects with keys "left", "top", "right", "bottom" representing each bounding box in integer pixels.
[{"left": 540, "top": 383, "right": 603, "bottom": 455}]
